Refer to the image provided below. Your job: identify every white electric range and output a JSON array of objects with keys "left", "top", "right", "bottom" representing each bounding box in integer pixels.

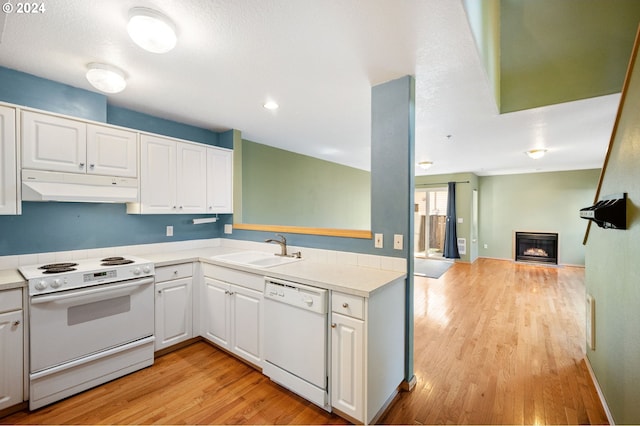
[{"left": 19, "top": 255, "right": 156, "bottom": 410}]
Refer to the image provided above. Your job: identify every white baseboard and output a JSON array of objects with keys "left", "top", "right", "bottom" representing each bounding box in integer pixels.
[{"left": 584, "top": 356, "right": 615, "bottom": 425}]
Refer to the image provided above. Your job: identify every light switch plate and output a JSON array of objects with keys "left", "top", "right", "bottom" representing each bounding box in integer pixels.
[
  {"left": 393, "top": 234, "right": 403, "bottom": 250},
  {"left": 458, "top": 217, "right": 463, "bottom": 223},
  {"left": 224, "top": 224, "right": 233, "bottom": 234},
  {"left": 166, "top": 225, "right": 173, "bottom": 237},
  {"left": 374, "top": 233, "right": 383, "bottom": 248}
]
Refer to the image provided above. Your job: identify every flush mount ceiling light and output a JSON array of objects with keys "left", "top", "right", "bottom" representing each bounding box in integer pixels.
[
  {"left": 127, "top": 7, "right": 177, "bottom": 53},
  {"left": 86, "top": 63, "right": 127, "bottom": 94},
  {"left": 418, "top": 161, "right": 433, "bottom": 170},
  {"left": 526, "top": 149, "right": 547, "bottom": 159},
  {"left": 263, "top": 101, "right": 279, "bottom": 110}
]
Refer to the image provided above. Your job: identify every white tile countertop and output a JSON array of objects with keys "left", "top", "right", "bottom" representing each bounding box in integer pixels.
[
  {"left": 0, "top": 269, "right": 26, "bottom": 291},
  {"left": 143, "top": 246, "right": 407, "bottom": 298},
  {"left": 0, "top": 239, "right": 407, "bottom": 297}
]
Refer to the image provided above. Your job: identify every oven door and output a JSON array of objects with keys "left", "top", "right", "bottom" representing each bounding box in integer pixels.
[{"left": 30, "top": 276, "right": 154, "bottom": 373}]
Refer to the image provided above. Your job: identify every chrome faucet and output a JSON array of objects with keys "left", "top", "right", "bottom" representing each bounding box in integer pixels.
[{"left": 265, "top": 234, "right": 288, "bottom": 257}]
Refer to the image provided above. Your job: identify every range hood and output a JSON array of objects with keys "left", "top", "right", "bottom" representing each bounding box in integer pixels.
[{"left": 22, "top": 170, "right": 139, "bottom": 203}]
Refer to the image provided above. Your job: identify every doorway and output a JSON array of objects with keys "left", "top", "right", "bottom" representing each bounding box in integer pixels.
[{"left": 414, "top": 188, "right": 448, "bottom": 259}]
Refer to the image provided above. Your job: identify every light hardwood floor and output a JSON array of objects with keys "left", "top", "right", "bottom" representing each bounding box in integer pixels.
[{"left": 2, "top": 258, "right": 608, "bottom": 425}]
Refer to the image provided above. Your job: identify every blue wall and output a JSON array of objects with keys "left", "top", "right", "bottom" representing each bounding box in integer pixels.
[{"left": 0, "top": 67, "right": 227, "bottom": 256}]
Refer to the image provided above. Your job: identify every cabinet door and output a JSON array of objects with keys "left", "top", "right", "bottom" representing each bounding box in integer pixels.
[
  {"left": 206, "top": 147, "right": 233, "bottom": 213},
  {"left": 230, "top": 284, "right": 262, "bottom": 365},
  {"left": 140, "top": 135, "right": 177, "bottom": 213},
  {"left": 155, "top": 277, "right": 193, "bottom": 351},
  {"left": 331, "top": 312, "right": 364, "bottom": 422},
  {"left": 201, "top": 278, "right": 230, "bottom": 348},
  {"left": 0, "top": 106, "right": 17, "bottom": 215},
  {"left": 22, "top": 111, "right": 87, "bottom": 173},
  {"left": 176, "top": 143, "right": 207, "bottom": 213},
  {"left": 86, "top": 124, "right": 137, "bottom": 177},
  {"left": 0, "top": 310, "right": 23, "bottom": 411}
]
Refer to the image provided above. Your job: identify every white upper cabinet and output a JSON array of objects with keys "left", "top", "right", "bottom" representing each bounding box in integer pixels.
[
  {"left": 139, "top": 134, "right": 177, "bottom": 214},
  {"left": 0, "top": 105, "right": 17, "bottom": 215},
  {"left": 86, "top": 124, "right": 137, "bottom": 177},
  {"left": 206, "top": 147, "right": 233, "bottom": 214},
  {"left": 177, "top": 142, "right": 207, "bottom": 213},
  {"left": 138, "top": 134, "right": 207, "bottom": 214},
  {"left": 21, "top": 111, "right": 137, "bottom": 178},
  {"left": 22, "top": 111, "right": 86, "bottom": 174}
]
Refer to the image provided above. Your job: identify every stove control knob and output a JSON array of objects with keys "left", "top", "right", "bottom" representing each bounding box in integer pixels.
[
  {"left": 35, "top": 280, "right": 48, "bottom": 291},
  {"left": 51, "top": 279, "right": 61, "bottom": 289},
  {"left": 142, "top": 265, "right": 151, "bottom": 274},
  {"left": 133, "top": 267, "right": 141, "bottom": 275}
]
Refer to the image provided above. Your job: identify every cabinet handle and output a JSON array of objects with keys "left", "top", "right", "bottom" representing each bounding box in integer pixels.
[
  {"left": 13, "top": 320, "right": 20, "bottom": 326},
  {"left": 229, "top": 291, "right": 234, "bottom": 296},
  {"left": 331, "top": 323, "right": 337, "bottom": 328},
  {"left": 79, "top": 162, "right": 85, "bottom": 169},
  {"left": 89, "top": 163, "right": 95, "bottom": 169},
  {"left": 157, "top": 290, "right": 162, "bottom": 294},
  {"left": 172, "top": 206, "right": 177, "bottom": 209},
  {"left": 342, "top": 302, "right": 349, "bottom": 308},
  {"left": 173, "top": 270, "right": 178, "bottom": 274},
  {"left": 179, "top": 206, "right": 183, "bottom": 209}
]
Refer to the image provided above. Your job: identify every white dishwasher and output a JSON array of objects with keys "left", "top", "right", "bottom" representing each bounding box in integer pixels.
[{"left": 263, "top": 277, "right": 329, "bottom": 411}]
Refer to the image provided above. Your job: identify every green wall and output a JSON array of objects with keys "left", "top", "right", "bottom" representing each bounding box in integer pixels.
[
  {"left": 241, "top": 139, "right": 371, "bottom": 229},
  {"left": 585, "top": 29, "right": 640, "bottom": 423},
  {"left": 415, "top": 173, "right": 479, "bottom": 263},
  {"left": 478, "top": 169, "right": 600, "bottom": 266}
]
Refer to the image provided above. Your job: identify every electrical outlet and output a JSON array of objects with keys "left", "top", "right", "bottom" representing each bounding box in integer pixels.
[
  {"left": 458, "top": 217, "right": 463, "bottom": 223},
  {"left": 484, "top": 243, "right": 488, "bottom": 249},
  {"left": 374, "top": 233, "right": 383, "bottom": 248},
  {"left": 166, "top": 225, "right": 173, "bottom": 237},
  {"left": 224, "top": 224, "right": 233, "bottom": 234},
  {"left": 393, "top": 234, "right": 403, "bottom": 250}
]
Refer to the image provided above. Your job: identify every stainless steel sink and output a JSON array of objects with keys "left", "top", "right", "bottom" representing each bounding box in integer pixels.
[{"left": 212, "top": 251, "right": 301, "bottom": 268}]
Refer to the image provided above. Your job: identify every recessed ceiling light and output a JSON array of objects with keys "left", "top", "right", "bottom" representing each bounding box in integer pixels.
[
  {"left": 86, "top": 63, "right": 127, "bottom": 94},
  {"left": 526, "top": 149, "right": 547, "bottom": 159},
  {"left": 263, "top": 101, "right": 279, "bottom": 110},
  {"left": 128, "top": 7, "right": 177, "bottom": 53},
  {"left": 418, "top": 161, "right": 433, "bottom": 170}
]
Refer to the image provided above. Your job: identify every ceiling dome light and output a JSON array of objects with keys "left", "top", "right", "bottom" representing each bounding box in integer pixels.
[
  {"left": 127, "top": 7, "right": 177, "bottom": 53},
  {"left": 86, "top": 63, "right": 127, "bottom": 94},
  {"left": 418, "top": 161, "right": 433, "bottom": 170},
  {"left": 526, "top": 149, "right": 547, "bottom": 159},
  {"left": 263, "top": 101, "right": 279, "bottom": 110}
]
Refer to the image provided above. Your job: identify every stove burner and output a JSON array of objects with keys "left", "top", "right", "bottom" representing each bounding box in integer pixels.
[
  {"left": 101, "top": 258, "right": 134, "bottom": 266},
  {"left": 42, "top": 267, "right": 77, "bottom": 274},
  {"left": 38, "top": 262, "right": 79, "bottom": 270}
]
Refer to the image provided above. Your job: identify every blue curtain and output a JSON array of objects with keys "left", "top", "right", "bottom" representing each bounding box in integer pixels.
[{"left": 443, "top": 181, "right": 460, "bottom": 259}]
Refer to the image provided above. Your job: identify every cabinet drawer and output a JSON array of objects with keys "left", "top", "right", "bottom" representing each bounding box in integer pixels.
[
  {"left": 0, "top": 288, "right": 22, "bottom": 313},
  {"left": 332, "top": 292, "right": 364, "bottom": 320},
  {"left": 155, "top": 263, "right": 193, "bottom": 282},
  {"left": 203, "top": 263, "right": 264, "bottom": 292}
]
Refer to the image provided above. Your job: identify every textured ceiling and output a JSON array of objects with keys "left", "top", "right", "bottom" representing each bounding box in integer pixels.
[{"left": 0, "top": 0, "right": 633, "bottom": 176}]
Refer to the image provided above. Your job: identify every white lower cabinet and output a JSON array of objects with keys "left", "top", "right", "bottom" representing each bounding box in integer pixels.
[
  {"left": 331, "top": 312, "right": 364, "bottom": 421},
  {"left": 201, "top": 265, "right": 263, "bottom": 366},
  {"left": 330, "top": 279, "right": 406, "bottom": 424},
  {"left": 154, "top": 263, "right": 194, "bottom": 351},
  {"left": 0, "top": 288, "right": 24, "bottom": 411}
]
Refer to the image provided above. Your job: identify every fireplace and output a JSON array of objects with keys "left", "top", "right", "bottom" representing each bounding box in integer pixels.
[{"left": 515, "top": 232, "right": 558, "bottom": 265}]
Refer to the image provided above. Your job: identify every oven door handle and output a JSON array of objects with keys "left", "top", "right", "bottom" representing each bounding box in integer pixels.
[{"left": 30, "top": 277, "right": 154, "bottom": 305}]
